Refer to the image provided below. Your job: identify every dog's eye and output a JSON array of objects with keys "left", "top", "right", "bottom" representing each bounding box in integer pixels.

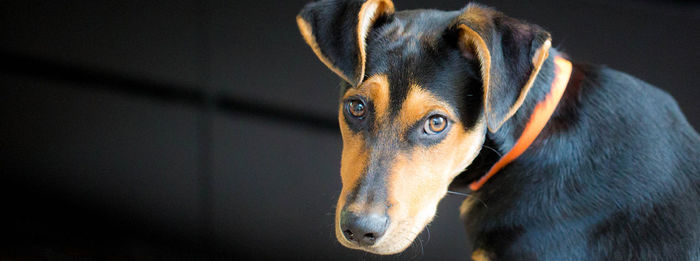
[
  {"left": 346, "top": 99, "right": 366, "bottom": 118},
  {"left": 424, "top": 115, "right": 447, "bottom": 135}
]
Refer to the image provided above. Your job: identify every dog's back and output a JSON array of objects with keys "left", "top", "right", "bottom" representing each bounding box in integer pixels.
[
  {"left": 578, "top": 64, "right": 700, "bottom": 260},
  {"left": 462, "top": 63, "right": 700, "bottom": 260}
]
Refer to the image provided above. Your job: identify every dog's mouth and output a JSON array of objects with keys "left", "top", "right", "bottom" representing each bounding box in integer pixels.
[
  {"left": 336, "top": 220, "right": 426, "bottom": 255},
  {"left": 333, "top": 194, "right": 443, "bottom": 255}
]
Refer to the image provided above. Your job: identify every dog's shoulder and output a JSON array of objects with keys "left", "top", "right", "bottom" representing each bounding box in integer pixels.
[
  {"left": 575, "top": 63, "right": 684, "bottom": 117},
  {"left": 568, "top": 62, "right": 700, "bottom": 182},
  {"left": 553, "top": 62, "right": 700, "bottom": 260},
  {"left": 569, "top": 62, "right": 699, "bottom": 145},
  {"left": 465, "top": 61, "right": 700, "bottom": 260}
]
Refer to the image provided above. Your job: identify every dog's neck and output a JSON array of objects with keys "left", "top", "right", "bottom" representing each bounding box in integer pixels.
[
  {"left": 468, "top": 53, "right": 572, "bottom": 191},
  {"left": 450, "top": 49, "right": 571, "bottom": 190}
]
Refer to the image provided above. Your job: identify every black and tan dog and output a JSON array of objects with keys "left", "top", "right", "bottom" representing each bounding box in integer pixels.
[{"left": 296, "top": 0, "right": 700, "bottom": 259}]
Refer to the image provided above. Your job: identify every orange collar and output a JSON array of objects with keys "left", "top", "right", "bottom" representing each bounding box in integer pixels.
[{"left": 469, "top": 56, "right": 573, "bottom": 191}]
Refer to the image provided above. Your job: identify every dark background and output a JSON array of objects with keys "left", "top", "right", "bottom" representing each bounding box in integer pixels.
[{"left": 1, "top": 0, "right": 698, "bottom": 260}]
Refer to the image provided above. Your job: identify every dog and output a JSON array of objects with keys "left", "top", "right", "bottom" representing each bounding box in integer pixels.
[{"left": 296, "top": 0, "right": 700, "bottom": 259}]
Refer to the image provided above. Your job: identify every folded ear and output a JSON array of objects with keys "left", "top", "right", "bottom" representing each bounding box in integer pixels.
[
  {"left": 297, "top": 0, "right": 395, "bottom": 85},
  {"left": 455, "top": 5, "right": 552, "bottom": 132}
]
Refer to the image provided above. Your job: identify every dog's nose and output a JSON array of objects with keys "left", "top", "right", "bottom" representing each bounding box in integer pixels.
[{"left": 340, "top": 212, "right": 389, "bottom": 246}]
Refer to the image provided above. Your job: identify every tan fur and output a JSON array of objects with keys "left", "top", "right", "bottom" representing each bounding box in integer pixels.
[
  {"left": 395, "top": 85, "right": 453, "bottom": 130},
  {"left": 342, "top": 75, "right": 391, "bottom": 125},
  {"left": 459, "top": 195, "right": 479, "bottom": 219},
  {"left": 336, "top": 83, "right": 487, "bottom": 254},
  {"left": 356, "top": 0, "right": 395, "bottom": 84},
  {"left": 472, "top": 249, "right": 493, "bottom": 261}
]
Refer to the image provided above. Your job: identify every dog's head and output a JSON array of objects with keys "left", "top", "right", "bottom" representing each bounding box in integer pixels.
[{"left": 297, "top": 0, "right": 552, "bottom": 254}]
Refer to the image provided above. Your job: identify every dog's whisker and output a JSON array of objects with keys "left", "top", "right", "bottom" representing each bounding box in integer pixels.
[
  {"left": 402, "top": 232, "right": 420, "bottom": 259},
  {"left": 406, "top": 228, "right": 425, "bottom": 259},
  {"left": 425, "top": 226, "right": 431, "bottom": 245},
  {"left": 447, "top": 190, "right": 469, "bottom": 197},
  {"left": 482, "top": 144, "right": 503, "bottom": 157},
  {"left": 417, "top": 235, "right": 425, "bottom": 257}
]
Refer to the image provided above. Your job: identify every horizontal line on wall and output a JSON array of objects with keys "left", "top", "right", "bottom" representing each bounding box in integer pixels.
[{"left": 0, "top": 51, "right": 338, "bottom": 132}]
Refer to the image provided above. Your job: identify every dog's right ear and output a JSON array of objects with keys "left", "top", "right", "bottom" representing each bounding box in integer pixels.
[{"left": 297, "top": 0, "right": 395, "bottom": 86}]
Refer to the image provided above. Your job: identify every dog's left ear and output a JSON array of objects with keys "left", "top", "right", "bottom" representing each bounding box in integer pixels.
[
  {"left": 297, "top": 0, "right": 395, "bottom": 86},
  {"left": 455, "top": 5, "right": 552, "bottom": 132}
]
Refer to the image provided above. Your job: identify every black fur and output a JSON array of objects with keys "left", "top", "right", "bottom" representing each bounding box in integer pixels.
[
  {"left": 298, "top": 0, "right": 365, "bottom": 83},
  {"left": 364, "top": 9, "right": 484, "bottom": 129},
  {"left": 299, "top": 1, "right": 700, "bottom": 260},
  {"left": 458, "top": 61, "right": 700, "bottom": 260}
]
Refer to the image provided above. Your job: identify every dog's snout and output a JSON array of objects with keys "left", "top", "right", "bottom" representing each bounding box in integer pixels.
[{"left": 340, "top": 211, "right": 389, "bottom": 246}]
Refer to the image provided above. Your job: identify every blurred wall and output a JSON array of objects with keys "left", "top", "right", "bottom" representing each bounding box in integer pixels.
[{"left": 1, "top": 0, "right": 698, "bottom": 260}]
